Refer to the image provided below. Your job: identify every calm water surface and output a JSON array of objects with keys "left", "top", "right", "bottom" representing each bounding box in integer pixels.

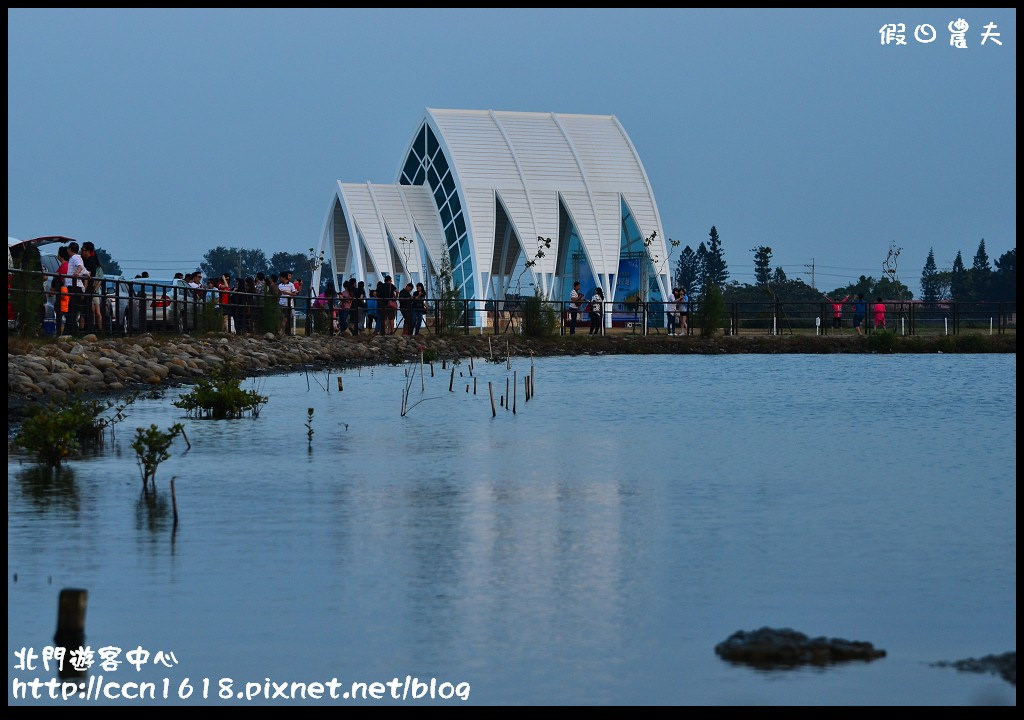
[{"left": 7, "top": 354, "right": 1016, "bottom": 705}]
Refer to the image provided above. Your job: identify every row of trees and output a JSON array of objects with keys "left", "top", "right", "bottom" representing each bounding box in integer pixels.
[
  {"left": 671, "top": 227, "right": 1014, "bottom": 307},
  {"left": 198, "top": 247, "right": 333, "bottom": 293},
  {"left": 673, "top": 226, "right": 729, "bottom": 292},
  {"left": 921, "top": 240, "right": 1015, "bottom": 303}
]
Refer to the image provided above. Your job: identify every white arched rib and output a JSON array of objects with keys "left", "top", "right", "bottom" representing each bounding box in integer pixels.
[
  {"left": 550, "top": 113, "right": 608, "bottom": 294},
  {"left": 488, "top": 110, "right": 545, "bottom": 295}
]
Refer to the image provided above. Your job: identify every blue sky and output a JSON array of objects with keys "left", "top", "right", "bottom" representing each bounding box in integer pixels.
[{"left": 7, "top": 8, "right": 1016, "bottom": 292}]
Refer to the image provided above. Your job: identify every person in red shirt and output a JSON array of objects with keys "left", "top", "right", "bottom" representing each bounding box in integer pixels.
[
  {"left": 873, "top": 297, "right": 887, "bottom": 331},
  {"left": 823, "top": 293, "right": 850, "bottom": 331},
  {"left": 217, "top": 274, "right": 231, "bottom": 332}
]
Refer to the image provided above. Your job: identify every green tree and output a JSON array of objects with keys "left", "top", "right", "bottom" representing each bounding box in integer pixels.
[
  {"left": 772, "top": 266, "right": 788, "bottom": 284},
  {"left": 674, "top": 245, "right": 700, "bottom": 292},
  {"left": 695, "top": 242, "right": 709, "bottom": 290},
  {"left": 704, "top": 226, "right": 729, "bottom": 285},
  {"left": 696, "top": 278, "right": 726, "bottom": 337},
  {"left": 94, "top": 247, "right": 123, "bottom": 277},
  {"left": 932, "top": 270, "right": 953, "bottom": 301},
  {"left": 950, "top": 251, "right": 968, "bottom": 300},
  {"left": 992, "top": 248, "right": 1016, "bottom": 302},
  {"left": 201, "top": 247, "right": 269, "bottom": 280},
  {"left": 12, "top": 243, "right": 45, "bottom": 337},
  {"left": 751, "top": 246, "right": 773, "bottom": 286},
  {"left": 972, "top": 238, "right": 991, "bottom": 273},
  {"left": 920, "top": 247, "right": 941, "bottom": 302},
  {"left": 968, "top": 238, "right": 992, "bottom": 299}
]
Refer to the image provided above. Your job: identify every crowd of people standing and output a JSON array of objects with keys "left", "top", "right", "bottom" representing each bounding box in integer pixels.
[{"left": 311, "top": 274, "right": 428, "bottom": 336}]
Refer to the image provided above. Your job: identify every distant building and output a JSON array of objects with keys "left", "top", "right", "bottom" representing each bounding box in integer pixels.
[{"left": 314, "top": 109, "right": 670, "bottom": 323}]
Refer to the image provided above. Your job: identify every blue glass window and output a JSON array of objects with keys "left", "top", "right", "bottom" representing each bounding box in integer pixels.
[
  {"left": 402, "top": 153, "right": 420, "bottom": 182},
  {"left": 398, "top": 123, "right": 474, "bottom": 308},
  {"left": 427, "top": 129, "right": 438, "bottom": 159},
  {"left": 441, "top": 173, "right": 455, "bottom": 199},
  {"left": 439, "top": 201, "right": 453, "bottom": 229}
]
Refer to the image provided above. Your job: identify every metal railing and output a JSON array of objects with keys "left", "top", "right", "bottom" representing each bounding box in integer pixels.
[{"left": 7, "top": 270, "right": 1017, "bottom": 338}]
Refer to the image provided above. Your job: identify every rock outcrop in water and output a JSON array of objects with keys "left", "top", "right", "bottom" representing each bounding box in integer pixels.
[
  {"left": 715, "top": 627, "right": 886, "bottom": 667},
  {"left": 931, "top": 652, "right": 1016, "bottom": 686}
]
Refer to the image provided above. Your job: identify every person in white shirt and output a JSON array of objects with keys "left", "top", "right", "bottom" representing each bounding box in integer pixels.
[
  {"left": 65, "top": 241, "right": 90, "bottom": 335},
  {"left": 568, "top": 281, "right": 584, "bottom": 335},
  {"left": 278, "top": 271, "right": 297, "bottom": 335},
  {"left": 588, "top": 287, "right": 604, "bottom": 336}
]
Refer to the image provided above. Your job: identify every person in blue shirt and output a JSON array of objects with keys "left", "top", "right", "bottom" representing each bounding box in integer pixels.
[
  {"left": 853, "top": 293, "right": 867, "bottom": 335},
  {"left": 365, "top": 289, "right": 378, "bottom": 333}
]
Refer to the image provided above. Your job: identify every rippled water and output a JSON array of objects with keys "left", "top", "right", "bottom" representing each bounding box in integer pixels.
[{"left": 8, "top": 354, "right": 1017, "bottom": 705}]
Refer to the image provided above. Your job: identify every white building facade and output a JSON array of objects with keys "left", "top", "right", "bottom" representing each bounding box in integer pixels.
[{"left": 314, "top": 109, "right": 670, "bottom": 323}]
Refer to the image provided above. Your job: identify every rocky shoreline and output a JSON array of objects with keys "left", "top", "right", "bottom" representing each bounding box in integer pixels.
[{"left": 7, "top": 331, "right": 1016, "bottom": 421}]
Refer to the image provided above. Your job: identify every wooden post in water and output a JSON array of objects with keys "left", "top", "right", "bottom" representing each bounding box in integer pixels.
[
  {"left": 525, "top": 375, "right": 530, "bottom": 402},
  {"left": 449, "top": 366, "right": 455, "bottom": 392},
  {"left": 500, "top": 396, "right": 504, "bottom": 407},
  {"left": 54, "top": 588, "right": 88, "bottom": 652},
  {"left": 465, "top": 384, "right": 469, "bottom": 393},
  {"left": 420, "top": 353, "right": 425, "bottom": 393},
  {"left": 473, "top": 377, "right": 477, "bottom": 394},
  {"left": 513, "top": 371, "right": 517, "bottom": 414},
  {"left": 170, "top": 477, "right": 179, "bottom": 530},
  {"left": 430, "top": 363, "right": 434, "bottom": 377},
  {"left": 337, "top": 376, "right": 343, "bottom": 392},
  {"left": 505, "top": 377, "right": 509, "bottom": 411},
  {"left": 489, "top": 382, "right": 496, "bottom": 417},
  {"left": 530, "top": 364, "right": 535, "bottom": 397},
  {"left": 442, "top": 359, "right": 446, "bottom": 370}
]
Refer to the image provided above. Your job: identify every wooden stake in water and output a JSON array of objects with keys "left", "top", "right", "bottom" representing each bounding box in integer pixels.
[
  {"left": 170, "top": 477, "right": 179, "bottom": 530},
  {"left": 505, "top": 377, "right": 509, "bottom": 411},
  {"left": 465, "top": 384, "right": 469, "bottom": 393},
  {"left": 489, "top": 382, "right": 496, "bottom": 417},
  {"left": 337, "top": 376, "right": 343, "bottom": 392},
  {"left": 530, "top": 364, "right": 535, "bottom": 397},
  {"left": 54, "top": 588, "right": 88, "bottom": 652},
  {"left": 473, "top": 377, "right": 477, "bottom": 394},
  {"left": 525, "top": 375, "right": 530, "bottom": 402},
  {"left": 449, "top": 366, "right": 455, "bottom": 392},
  {"left": 430, "top": 363, "right": 434, "bottom": 377}
]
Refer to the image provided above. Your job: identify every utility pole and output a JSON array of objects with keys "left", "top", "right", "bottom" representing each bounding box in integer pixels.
[{"left": 803, "top": 258, "right": 816, "bottom": 289}]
